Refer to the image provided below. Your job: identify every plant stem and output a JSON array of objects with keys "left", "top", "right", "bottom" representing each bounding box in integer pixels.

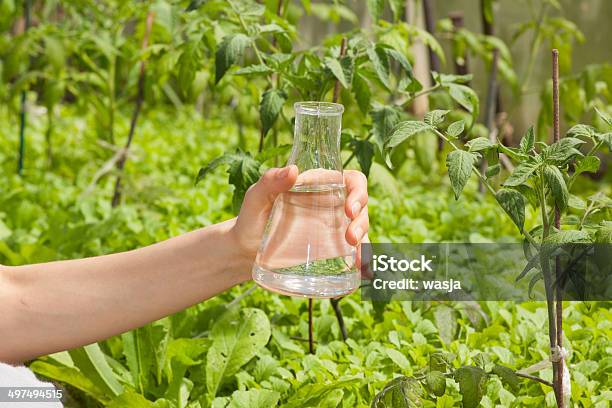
[
  {"left": 330, "top": 298, "right": 348, "bottom": 341},
  {"left": 111, "top": 12, "right": 154, "bottom": 207},
  {"left": 516, "top": 372, "right": 554, "bottom": 388},
  {"left": 308, "top": 299, "right": 314, "bottom": 354}
]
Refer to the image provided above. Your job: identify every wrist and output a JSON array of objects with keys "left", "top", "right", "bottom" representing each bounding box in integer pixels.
[{"left": 223, "top": 217, "right": 255, "bottom": 284}]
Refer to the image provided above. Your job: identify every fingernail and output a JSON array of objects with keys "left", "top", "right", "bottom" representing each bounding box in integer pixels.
[
  {"left": 351, "top": 202, "right": 361, "bottom": 217},
  {"left": 276, "top": 167, "right": 290, "bottom": 179}
]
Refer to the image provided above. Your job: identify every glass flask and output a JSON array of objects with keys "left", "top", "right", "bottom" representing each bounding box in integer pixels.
[{"left": 252, "top": 101, "right": 359, "bottom": 298}]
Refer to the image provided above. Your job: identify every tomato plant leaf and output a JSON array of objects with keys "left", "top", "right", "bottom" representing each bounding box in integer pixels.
[
  {"left": 371, "top": 376, "right": 422, "bottom": 408},
  {"left": 371, "top": 105, "right": 402, "bottom": 152},
  {"left": 519, "top": 126, "right": 535, "bottom": 153},
  {"left": 543, "top": 164, "right": 569, "bottom": 210},
  {"left": 466, "top": 136, "right": 494, "bottom": 152},
  {"left": 453, "top": 366, "right": 487, "bottom": 408},
  {"left": 351, "top": 138, "right": 375, "bottom": 177},
  {"left": 573, "top": 155, "right": 600, "bottom": 177},
  {"left": 504, "top": 161, "right": 539, "bottom": 187},
  {"left": 446, "top": 150, "right": 477, "bottom": 200},
  {"left": 447, "top": 120, "right": 465, "bottom": 138},
  {"left": 386, "top": 121, "right": 433, "bottom": 149},
  {"left": 495, "top": 188, "right": 526, "bottom": 231},
  {"left": 215, "top": 33, "right": 251, "bottom": 84},
  {"left": 426, "top": 371, "right": 447, "bottom": 397},
  {"left": 492, "top": 365, "right": 520, "bottom": 392},
  {"left": 424, "top": 109, "right": 450, "bottom": 127},
  {"left": 353, "top": 71, "right": 372, "bottom": 114},
  {"left": 260, "top": 88, "right": 287, "bottom": 136},
  {"left": 366, "top": 0, "right": 384, "bottom": 21},
  {"left": 367, "top": 44, "right": 391, "bottom": 90}
]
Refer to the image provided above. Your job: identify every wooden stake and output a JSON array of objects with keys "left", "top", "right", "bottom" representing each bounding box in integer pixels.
[
  {"left": 17, "top": 0, "right": 31, "bottom": 175},
  {"left": 111, "top": 12, "right": 155, "bottom": 207},
  {"left": 552, "top": 48, "right": 565, "bottom": 408},
  {"left": 449, "top": 12, "right": 470, "bottom": 80}
]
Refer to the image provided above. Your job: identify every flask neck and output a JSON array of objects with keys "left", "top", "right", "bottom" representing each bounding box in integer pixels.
[{"left": 289, "top": 103, "right": 343, "bottom": 175}]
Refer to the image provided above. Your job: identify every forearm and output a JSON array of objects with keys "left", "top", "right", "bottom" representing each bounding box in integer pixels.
[{"left": 0, "top": 218, "right": 251, "bottom": 363}]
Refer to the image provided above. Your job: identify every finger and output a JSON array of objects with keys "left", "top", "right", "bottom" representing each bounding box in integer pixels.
[
  {"left": 239, "top": 165, "right": 298, "bottom": 219},
  {"left": 345, "top": 206, "right": 369, "bottom": 246},
  {"left": 344, "top": 170, "right": 368, "bottom": 219}
]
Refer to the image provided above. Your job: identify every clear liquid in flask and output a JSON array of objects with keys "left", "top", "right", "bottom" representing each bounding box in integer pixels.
[{"left": 252, "top": 182, "right": 359, "bottom": 298}]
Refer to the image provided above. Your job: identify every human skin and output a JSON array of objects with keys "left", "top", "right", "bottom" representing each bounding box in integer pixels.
[{"left": 0, "top": 166, "right": 369, "bottom": 364}]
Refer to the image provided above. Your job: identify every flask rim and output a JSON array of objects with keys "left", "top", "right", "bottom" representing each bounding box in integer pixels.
[{"left": 294, "top": 101, "right": 344, "bottom": 116}]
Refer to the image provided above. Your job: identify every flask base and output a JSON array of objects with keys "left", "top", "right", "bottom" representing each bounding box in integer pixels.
[{"left": 252, "top": 264, "right": 360, "bottom": 298}]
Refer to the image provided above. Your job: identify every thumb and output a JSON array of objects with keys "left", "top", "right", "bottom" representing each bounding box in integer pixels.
[{"left": 237, "top": 165, "right": 298, "bottom": 228}]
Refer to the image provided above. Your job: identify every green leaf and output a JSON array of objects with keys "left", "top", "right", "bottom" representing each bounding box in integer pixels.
[
  {"left": 426, "top": 371, "right": 447, "bottom": 397},
  {"left": 446, "top": 150, "right": 477, "bottom": 200},
  {"left": 372, "top": 376, "right": 422, "bottom": 408},
  {"left": 519, "top": 126, "right": 535, "bottom": 153},
  {"left": 596, "top": 132, "right": 612, "bottom": 150},
  {"left": 353, "top": 71, "right": 372, "bottom": 114},
  {"left": 371, "top": 105, "right": 402, "bottom": 151},
  {"left": 206, "top": 308, "right": 271, "bottom": 397},
  {"left": 228, "top": 153, "right": 262, "bottom": 213},
  {"left": 516, "top": 253, "right": 539, "bottom": 282},
  {"left": 260, "top": 88, "right": 287, "bottom": 136},
  {"left": 504, "top": 161, "right": 539, "bottom": 187},
  {"left": 543, "top": 229, "right": 590, "bottom": 244},
  {"left": 366, "top": 0, "right": 384, "bottom": 21},
  {"left": 424, "top": 110, "right": 450, "bottom": 127},
  {"left": 351, "top": 138, "right": 375, "bottom": 177},
  {"left": 566, "top": 124, "right": 596, "bottom": 140},
  {"left": 367, "top": 45, "right": 391, "bottom": 90},
  {"left": 453, "top": 366, "right": 487, "bottom": 408},
  {"left": 69, "top": 344, "right": 123, "bottom": 398},
  {"left": 178, "top": 44, "right": 198, "bottom": 96},
  {"left": 284, "top": 378, "right": 361, "bottom": 408},
  {"left": 196, "top": 152, "right": 244, "bottom": 185},
  {"left": 485, "top": 164, "right": 500, "bottom": 178},
  {"left": 234, "top": 64, "right": 274, "bottom": 76},
  {"left": 542, "top": 137, "right": 584, "bottom": 165},
  {"left": 573, "top": 155, "right": 600, "bottom": 177},
  {"left": 325, "top": 56, "right": 350, "bottom": 88},
  {"left": 382, "top": 46, "right": 414, "bottom": 78},
  {"left": 227, "top": 389, "right": 280, "bottom": 408},
  {"left": 215, "top": 34, "right": 251, "bottom": 83},
  {"left": 255, "top": 144, "right": 292, "bottom": 163},
  {"left": 386, "top": 121, "right": 434, "bottom": 149},
  {"left": 385, "top": 348, "right": 410, "bottom": 370},
  {"left": 543, "top": 165, "right": 569, "bottom": 210},
  {"left": 594, "top": 107, "right": 612, "bottom": 127},
  {"left": 430, "top": 352, "right": 456, "bottom": 372},
  {"left": 447, "top": 120, "right": 465, "bottom": 138},
  {"left": 466, "top": 136, "right": 494, "bottom": 152},
  {"left": 495, "top": 188, "right": 525, "bottom": 231},
  {"left": 492, "top": 365, "right": 520, "bottom": 392},
  {"left": 447, "top": 83, "right": 479, "bottom": 125},
  {"left": 29, "top": 360, "right": 109, "bottom": 403}
]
